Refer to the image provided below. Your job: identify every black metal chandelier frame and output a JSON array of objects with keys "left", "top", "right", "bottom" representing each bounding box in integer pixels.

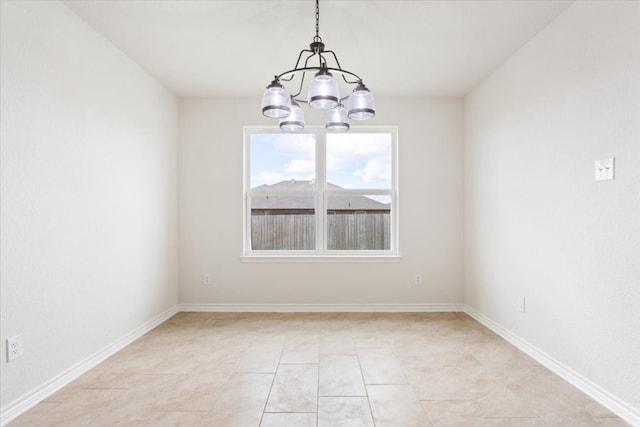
[
  {"left": 261, "top": 0, "right": 375, "bottom": 132},
  {"left": 271, "top": 35, "right": 366, "bottom": 105}
]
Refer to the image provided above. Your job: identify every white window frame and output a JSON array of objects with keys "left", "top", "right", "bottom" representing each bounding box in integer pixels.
[{"left": 242, "top": 126, "right": 400, "bottom": 262}]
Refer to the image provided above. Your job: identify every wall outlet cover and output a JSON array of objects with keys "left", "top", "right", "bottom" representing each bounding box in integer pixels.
[
  {"left": 7, "top": 335, "right": 23, "bottom": 362},
  {"left": 518, "top": 298, "right": 526, "bottom": 313}
]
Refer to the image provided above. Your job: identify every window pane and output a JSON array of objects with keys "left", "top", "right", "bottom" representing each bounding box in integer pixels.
[
  {"left": 326, "top": 133, "right": 392, "bottom": 190},
  {"left": 250, "top": 195, "right": 315, "bottom": 250},
  {"left": 244, "top": 127, "right": 397, "bottom": 256},
  {"left": 327, "top": 195, "right": 391, "bottom": 250},
  {"left": 250, "top": 133, "right": 316, "bottom": 189}
]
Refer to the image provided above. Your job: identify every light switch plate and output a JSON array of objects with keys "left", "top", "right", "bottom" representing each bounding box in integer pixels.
[{"left": 594, "top": 158, "right": 615, "bottom": 181}]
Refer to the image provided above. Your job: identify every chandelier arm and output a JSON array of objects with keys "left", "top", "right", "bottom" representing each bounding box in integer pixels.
[
  {"left": 288, "top": 50, "right": 317, "bottom": 95},
  {"left": 282, "top": 51, "right": 316, "bottom": 83},
  {"left": 340, "top": 73, "right": 362, "bottom": 85},
  {"left": 293, "top": 48, "right": 315, "bottom": 70},
  {"left": 290, "top": 70, "right": 307, "bottom": 99},
  {"left": 322, "top": 50, "right": 361, "bottom": 84},
  {"left": 323, "top": 50, "right": 344, "bottom": 71},
  {"left": 302, "top": 51, "right": 317, "bottom": 69},
  {"left": 276, "top": 67, "right": 361, "bottom": 83}
]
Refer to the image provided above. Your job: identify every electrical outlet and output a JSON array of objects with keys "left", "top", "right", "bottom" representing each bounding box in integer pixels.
[
  {"left": 414, "top": 273, "right": 422, "bottom": 286},
  {"left": 518, "top": 297, "right": 526, "bottom": 313},
  {"left": 203, "top": 273, "right": 212, "bottom": 286},
  {"left": 7, "top": 335, "right": 23, "bottom": 362}
]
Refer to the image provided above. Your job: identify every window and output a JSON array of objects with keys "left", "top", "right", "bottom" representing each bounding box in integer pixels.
[{"left": 244, "top": 127, "right": 398, "bottom": 258}]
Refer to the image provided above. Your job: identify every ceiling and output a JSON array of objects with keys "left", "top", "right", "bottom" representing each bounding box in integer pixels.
[{"left": 62, "top": 0, "right": 573, "bottom": 98}]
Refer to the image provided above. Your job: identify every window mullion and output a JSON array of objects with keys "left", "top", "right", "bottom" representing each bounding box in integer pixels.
[{"left": 317, "top": 131, "right": 327, "bottom": 253}]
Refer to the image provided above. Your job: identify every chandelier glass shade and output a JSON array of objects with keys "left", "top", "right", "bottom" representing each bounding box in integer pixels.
[
  {"left": 308, "top": 69, "right": 339, "bottom": 109},
  {"left": 347, "top": 83, "right": 376, "bottom": 120},
  {"left": 261, "top": 0, "right": 375, "bottom": 132},
  {"left": 325, "top": 105, "right": 350, "bottom": 132},
  {"left": 279, "top": 99, "right": 305, "bottom": 131},
  {"left": 261, "top": 81, "right": 291, "bottom": 119}
]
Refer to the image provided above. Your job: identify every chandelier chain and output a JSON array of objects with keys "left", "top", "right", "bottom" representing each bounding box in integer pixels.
[{"left": 315, "top": 0, "right": 321, "bottom": 42}]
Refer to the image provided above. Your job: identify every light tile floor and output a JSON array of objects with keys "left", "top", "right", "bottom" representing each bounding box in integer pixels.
[{"left": 10, "top": 312, "right": 629, "bottom": 426}]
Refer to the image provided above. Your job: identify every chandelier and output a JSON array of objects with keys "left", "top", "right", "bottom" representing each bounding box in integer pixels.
[{"left": 261, "top": 0, "right": 375, "bottom": 132}]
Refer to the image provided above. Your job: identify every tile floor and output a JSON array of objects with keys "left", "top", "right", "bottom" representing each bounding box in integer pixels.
[{"left": 10, "top": 312, "right": 628, "bottom": 426}]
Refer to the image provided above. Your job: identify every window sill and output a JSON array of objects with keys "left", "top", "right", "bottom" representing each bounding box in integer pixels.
[{"left": 240, "top": 255, "right": 402, "bottom": 263}]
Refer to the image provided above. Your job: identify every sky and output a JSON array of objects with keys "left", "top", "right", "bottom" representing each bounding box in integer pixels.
[{"left": 250, "top": 132, "right": 392, "bottom": 190}]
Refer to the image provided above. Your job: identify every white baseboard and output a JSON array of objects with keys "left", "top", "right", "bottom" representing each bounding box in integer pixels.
[
  {"left": 10, "top": 304, "right": 634, "bottom": 427},
  {"left": 179, "top": 303, "right": 464, "bottom": 312},
  {"left": 0, "top": 304, "right": 179, "bottom": 427},
  {"left": 463, "top": 305, "right": 640, "bottom": 427}
]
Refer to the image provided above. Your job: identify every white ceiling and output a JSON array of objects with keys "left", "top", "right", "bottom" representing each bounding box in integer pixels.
[{"left": 62, "top": 0, "right": 573, "bottom": 98}]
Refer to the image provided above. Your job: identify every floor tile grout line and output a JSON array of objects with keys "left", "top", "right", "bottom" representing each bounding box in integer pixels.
[
  {"left": 318, "top": 394, "right": 369, "bottom": 398},
  {"left": 316, "top": 349, "right": 321, "bottom": 427},
  {"left": 258, "top": 341, "right": 285, "bottom": 427},
  {"left": 355, "top": 348, "right": 377, "bottom": 427},
  {"left": 483, "top": 416, "right": 539, "bottom": 419}
]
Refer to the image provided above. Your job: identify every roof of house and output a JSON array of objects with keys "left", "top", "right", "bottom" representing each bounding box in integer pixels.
[{"left": 251, "top": 180, "right": 390, "bottom": 211}]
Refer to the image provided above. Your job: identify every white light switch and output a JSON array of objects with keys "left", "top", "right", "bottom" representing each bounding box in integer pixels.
[{"left": 594, "top": 158, "right": 615, "bottom": 181}]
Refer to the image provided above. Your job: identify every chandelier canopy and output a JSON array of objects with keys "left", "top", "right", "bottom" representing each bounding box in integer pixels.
[{"left": 261, "top": 0, "right": 375, "bottom": 132}]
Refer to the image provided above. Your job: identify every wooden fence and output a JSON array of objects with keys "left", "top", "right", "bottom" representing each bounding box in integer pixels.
[{"left": 251, "top": 213, "right": 390, "bottom": 250}]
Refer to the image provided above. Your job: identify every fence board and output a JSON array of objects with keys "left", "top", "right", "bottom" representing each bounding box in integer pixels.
[{"left": 251, "top": 214, "right": 390, "bottom": 250}]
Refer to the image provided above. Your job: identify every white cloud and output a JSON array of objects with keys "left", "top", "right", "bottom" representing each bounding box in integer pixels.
[
  {"left": 273, "top": 134, "right": 315, "bottom": 160},
  {"left": 251, "top": 134, "right": 317, "bottom": 187},
  {"left": 286, "top": 159, "right": 315, "bottom": 173},
  {"left": 326, "top": 133, "right": 391, "bottom": 172},
  {"left": 354, "top": 156, "right": 392, "bottom": 183}
]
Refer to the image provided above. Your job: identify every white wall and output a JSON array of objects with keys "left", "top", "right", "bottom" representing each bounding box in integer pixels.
[
  {"left": 178, "top": 97, "right": 463, "bottom": 306},
  {"left": 0, "top": 0, "right": 178, "bottom": 410},
  {"left": 464, "top": 0, "right": 640, "bottom": 416},
  {"left": 7, "top": 0, "right": 637, "bottom": 422}
]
